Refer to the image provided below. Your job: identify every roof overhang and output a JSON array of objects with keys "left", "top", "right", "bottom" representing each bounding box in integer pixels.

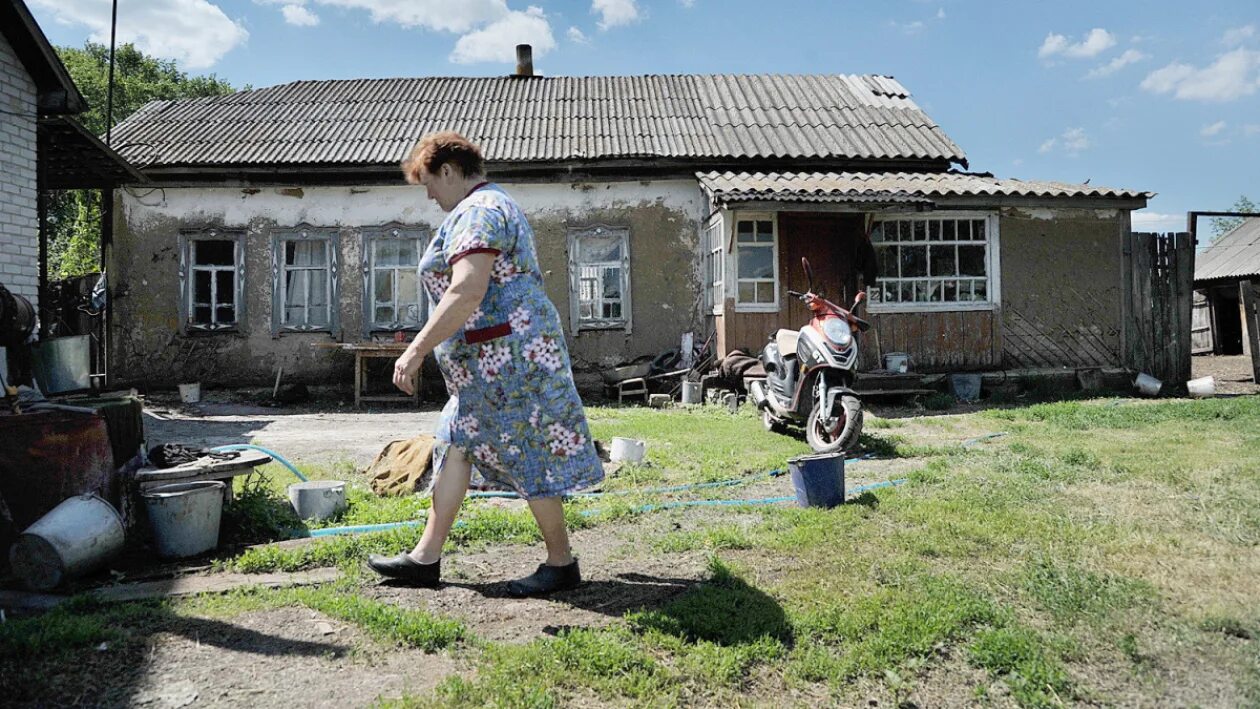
[
  {"left": 38, "top": 117, "right": 148, "bottom": 190},
  {"left": 0, "top": 0, "right": 88, "bottom": 115}
]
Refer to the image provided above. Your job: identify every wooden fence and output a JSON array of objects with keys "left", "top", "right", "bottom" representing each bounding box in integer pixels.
[{"left": 1125, "top": 232, "right": 1193, "bottom": 385}]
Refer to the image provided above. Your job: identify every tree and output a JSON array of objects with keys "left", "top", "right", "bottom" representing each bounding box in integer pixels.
[
  {"left": 1209, "top": 195, "right": 1257, "bottom": 242},
  {"left": 46, "top": 43, "right": 239, "bottom": 279}
]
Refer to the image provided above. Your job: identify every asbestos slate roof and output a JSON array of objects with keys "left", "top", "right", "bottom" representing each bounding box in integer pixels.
[
  {"left": 107, "top": 74, "right": 966, "bottom": 169},
  {"left": 1195, "top": 217, "right": 1260, "bottom": 282},
  {"left": 697, "top": 171, "right": 1151, "bottom": 204}
]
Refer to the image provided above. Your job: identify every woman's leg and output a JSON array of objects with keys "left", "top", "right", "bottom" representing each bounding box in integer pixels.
[
  {"left": 526, "top": 496, "right": 574, "bottom": 566},
  {"left": 409, "top": 444, "right": 472, "bottom": 563}
]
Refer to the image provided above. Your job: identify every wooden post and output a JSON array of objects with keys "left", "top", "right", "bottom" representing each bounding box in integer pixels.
[{"left": 1241, "top": 279, "right": 1260, "bottom": 384}]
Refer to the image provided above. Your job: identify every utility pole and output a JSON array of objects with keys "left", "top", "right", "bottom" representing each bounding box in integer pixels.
[{"left": 105, "top": 0, "right": 118, "bottom": 145}]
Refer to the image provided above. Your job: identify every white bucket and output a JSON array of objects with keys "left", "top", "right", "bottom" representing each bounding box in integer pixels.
[
  {"left": 1134, "top": 373, "right": 1162, "bottom": 397},
  {"left": 142, "top": 481, "right": 224, "bottom": 558},
  {"left": 883, "top": 352, "right": 910, "bottom": 374},
  {"left": 681, "top": 381, "right": 702, "bottom": 405},
  {"left": 609, "top": 437, "right": 646, "bottom": 463},
  {"left": 1187, "top": 376, "right": 1216, "bottom": 398},
  {"left": 178, "top": 382, "right": 201, "bottom": 403},
  {"left": 9, "top": 494, "right": 125, "bottom": 591},
  {"left": 288, "top": 480, "right": 348, "bottom": 521}
]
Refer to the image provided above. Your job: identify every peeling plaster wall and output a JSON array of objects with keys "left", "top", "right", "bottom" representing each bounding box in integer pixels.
[
  {"left": 109, "top": 180, "right": 704, "bottom": 390},
  {"left": 999, "top": 207, "right": 1127, "bottom": 369}
]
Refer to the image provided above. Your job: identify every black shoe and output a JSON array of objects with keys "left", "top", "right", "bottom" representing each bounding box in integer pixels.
[
  {"left": 368, "top": 553, "right": 440, "bottom": 587},
  {"left": 506, "top": 559, "right": 581, "bottom": 597}
]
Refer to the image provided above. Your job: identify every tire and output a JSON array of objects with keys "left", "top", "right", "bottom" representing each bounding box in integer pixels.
[
  {"left": 763, "top": 409, "right": 788, "bottom": 434},
  {"left": 806, "top": 394, "right": 864, "bottom": 453}
]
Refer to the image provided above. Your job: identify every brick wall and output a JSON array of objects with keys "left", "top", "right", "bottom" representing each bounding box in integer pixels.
[{"left": 0, "top": 32, "right": 39, "bottom": 310}]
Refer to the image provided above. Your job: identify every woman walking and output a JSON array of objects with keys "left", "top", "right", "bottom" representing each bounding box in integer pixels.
[{"left": 368, "top": 132, "right": 604, "bottom": 597}]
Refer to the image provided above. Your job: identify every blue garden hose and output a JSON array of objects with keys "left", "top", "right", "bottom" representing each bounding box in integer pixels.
[{"left": 211, "top": 444, "right": 309, "bottom": 482}]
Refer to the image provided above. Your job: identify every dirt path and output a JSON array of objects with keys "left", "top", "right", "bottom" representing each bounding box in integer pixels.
[{"left": 1192, "top": 354, "right": 1260, "bottom": 396}]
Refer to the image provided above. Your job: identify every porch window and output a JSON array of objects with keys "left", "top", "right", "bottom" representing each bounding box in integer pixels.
[
  {"left": 362, "top": 226, "right": 428, "bottom": 334},
  {"left": 704, "top": 215, "right": 725, "bottom": 313},
  {"left": 868, "top": 213, "right": 999, "bottom": 311},
  {"left": 271, "top": 227, "right": 340, "bottom": 334},
  {"left": 735, "top": 215, "right": 777, "bottom": 311},
  {"left": 568, "top": 225, "right": 631, "bottom": 331},
  {"left": 180, "top": 229, "right": 245, "bottom": 332}
]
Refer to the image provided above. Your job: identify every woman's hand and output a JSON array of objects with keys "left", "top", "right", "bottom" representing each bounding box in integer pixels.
[{"left": 393, "top": 345, "right": 425, "bottom": 395}]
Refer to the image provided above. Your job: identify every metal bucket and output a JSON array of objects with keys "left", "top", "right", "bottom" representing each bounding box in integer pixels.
[
  {"left": 32, "top": 335, "right": 91, "bottom": 394},
  {"left": 1134, "top": 373, "right": 1161, "bottom": 397},
  {"left": 9, "top": 493, "right": 125, "bottom": 591},
  {"left": 142, "top": 481, "right": 225, "bottom": 558},
  {"left": 288, "top": 480, "right": 348, "bottom": 521},
  {"left": 1187, "top": 376, "right": 1216, "bottom": 398},
  {"left": 788, "top": 453, "right": 846, "bottom": 509},
  {"left": 883, "top": 352, "right": 910, "bottom": 373},
  {"left": 178, "top": 382, "right": 201, "bottom": 403},
  {"left": 610, "top": 437, "right": 646, "bottom": 463},
  {"left": 949, "top": 373, "right": 982, "bottom": 402},
  {"left": 681, "top": 381, "right": 702, "bottom": 405}
]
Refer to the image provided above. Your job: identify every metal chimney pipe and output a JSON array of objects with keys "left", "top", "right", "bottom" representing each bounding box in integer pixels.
[{"left": 515, "top": 44, "right": 534, "bottom": 77}]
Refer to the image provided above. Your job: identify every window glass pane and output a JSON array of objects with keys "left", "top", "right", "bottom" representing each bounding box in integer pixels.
[
  {"left": 972, "top": 220, "right": 986, "bottom": 241},
  {"left": 870, "top": 223, "right": 884, "bottom": 243},
  {"left": 899, "top": 282, "right": 914, "bottom": 302},
  {"left": 929, "top": 245, "right": 957, "bottom": 277},
  {"left": 216, "top": 305, "right": 235, "bottom": 323},
  {"left": 958, "top": 245, "right": 986, "bottom": 276},
  {"left": 373, "top": 240, "right": 399, "bottom": 267},
  {"left": 603, "top": 302, "right": 622, "bottom": 319},
  {"left": 287, "top": 239, "right": 326, "bottom": 266},
  {"left": 399, "top": 239, "right": 420, "bottom": 265},
  {"left": 756, "top": 281, "right": 775, "bottom": 303},
  {"left": 876, "top": 246, "right": 897, "bottom": 278},
  {"left": 194, "top": 240, "right": 234, "bottom": 266},
  {"left": 756, "top": 220, "right": 774, "bottom": 243},
  {"left": 912, "top": 221, "right": 927, "bottom": 242},
  {"left": 928, "top": 220, "right": 942, "bottom": 241},
  {"left": 579, "top": 233, "right": 622, "bottom": 262},
  {"left": 579, "top": 303, "right": 594, "bottom": 319},
  {"left": 915, "top": 281, "right": 931, "bottom": 302},
  {"left": 194, "top": 270, "right": 211, "bottom": 303},
  {"left": 738, "top": 282, "right": 757, "bottom": 302},
  {"left": 738, "top": 245, "right": 774, "bottom": 279},
  {"left": 215, "top": 271, "right": 235, "bottom": 306},
  {"left": 943, "top": 281, "right": 958, "bottom": 302},
  {"left": 194, "top": 305, "right": 212, "bottom": 323},
  {"left": 374, "top": 270, "right": 393, "bottom": 302},
  {"left": 309, "top": 271, "right": 329, "bottom": 309},
  {"left": 736, "top": 221, "right": 755, "bottom": 243},
  {"left": 882, "top": 283, "right": 898, "bottom": 303},
  {"left": 973, "top": 280, "right": 988, "bottom": 301},
  {"left": 900, "top": 245, "right": 928, "bottom": 277},
  {"left": 942, "top": 220, "right": 957, "bottom": 241},
  {"left": 602, "top": 267, "right": 622, "bottom": 299},
  {"left": 284, "top": 270, "right": 307, "bottom": 324},
  {"left": 374, "top": 306, "right": 395, "bottom": 323},
  {"left": 397, "top": 270, "right": 419, "bottom": 305},
  {"left": 893, "top": 221, "right": 906, "bottom": 242}
]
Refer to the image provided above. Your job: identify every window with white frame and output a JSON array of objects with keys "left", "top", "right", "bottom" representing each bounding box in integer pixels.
[
  {"left": 362, "top": 226, "right": 428, "bottom": 334},
  {"left": 868, "top": 213, "right": 998, "bottom": 309},
  {"left": 180, "top": 229, "right": 244, "bottom": 332},
  {"left": 703, "top": 215, "right": 725, "bottom": 313},
  {"left": 271, "top": 227, "right": 339, "bottom": 333},
  {"left": 734, "top": 215, "right": 777, "bottom": 309},
  {"left": 568, "top": 225, "right": 631, "bottom": 331}
]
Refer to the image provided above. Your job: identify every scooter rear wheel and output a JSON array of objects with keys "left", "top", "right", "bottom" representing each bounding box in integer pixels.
[{"left": 762, "top": 409, "right": 788, "bottom": 434}]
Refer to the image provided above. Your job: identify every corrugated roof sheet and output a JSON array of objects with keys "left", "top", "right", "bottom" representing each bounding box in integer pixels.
[
  {"left": 697, "top": 171, "right": 1151, "bottom": 203},
  {"left": 108, "top": 74, "right": 966, "bottom": 168},
  {"left": 1195, "top": 217, "right": 1260, "bottom": 282}
]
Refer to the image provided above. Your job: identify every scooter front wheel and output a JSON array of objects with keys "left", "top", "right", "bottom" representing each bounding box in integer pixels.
[{"left": 806, "top": 394, "right": 863, "bottom": 453}]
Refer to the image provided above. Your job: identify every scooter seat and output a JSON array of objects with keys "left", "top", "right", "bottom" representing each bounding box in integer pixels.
[{"left": 775, "top": 329, "right": 800, "bottom": 356}]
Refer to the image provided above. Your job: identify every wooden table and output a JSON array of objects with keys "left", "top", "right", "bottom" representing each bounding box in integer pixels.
[
  {"left": 134, "top": 449, "right": 273, "bottom": 504},
  {"left": 313, "top": 342, "right": 423, "bottom": 408}
]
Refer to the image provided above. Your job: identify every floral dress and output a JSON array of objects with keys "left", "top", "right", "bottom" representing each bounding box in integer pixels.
[{"left": 420, "top": 183, "right": 604, "bottom": 499}]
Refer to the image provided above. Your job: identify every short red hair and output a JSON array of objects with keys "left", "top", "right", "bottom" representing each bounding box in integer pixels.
[{"left": 402, "top": 131, "right": 485, "bottom": 184}]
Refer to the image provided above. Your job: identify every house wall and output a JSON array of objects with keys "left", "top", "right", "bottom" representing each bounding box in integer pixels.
[
  {"left": 0, "top": 32, "right": 39, "bottom": 309},
  {"left": 108, "top": 180, "right": 704, "bottom": 390}
]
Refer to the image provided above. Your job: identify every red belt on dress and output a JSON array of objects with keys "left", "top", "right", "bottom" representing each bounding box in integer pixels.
[{"left": 464, "top": 322, "right": 512, "bottom": 344}]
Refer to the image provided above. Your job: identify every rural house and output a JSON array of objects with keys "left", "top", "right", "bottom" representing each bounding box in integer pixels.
[
  {"left": 1193, "top": 216, "right": 1260, "bottom": 358},
  {"left": 104, "top": 46, "right": 1155, "bottom": 392}
]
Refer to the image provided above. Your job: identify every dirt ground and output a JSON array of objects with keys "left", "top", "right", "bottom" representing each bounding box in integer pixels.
[{"left": 1192, "top": 353, "right": 1260, "bottom": 396}]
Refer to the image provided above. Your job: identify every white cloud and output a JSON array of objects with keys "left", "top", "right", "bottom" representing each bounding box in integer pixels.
[
  {"left": 1085, "top": 49, "right": 1148, "bottom": 78},
  {"left": 1141, "top": 48, "right": 1260, "bottom": 102},
  {"left": 1039, "top": 28, "right": 1116, "bottom": 60},
  {"left": 281, "top": 4, "right": 320, "bottom": 26},
  {"left": 450, "top": 5, "right": 555, "bottom": 64},
  {"left": 1222, "top": 24, "right": 1256, "bottom": 47},
  {"left": 937, "top": 8, "right": 945, "bottom": 19},
  {"left": 680, "top": 0, "right": 696, "bottom": 7},
  {"left": 1246, "top": 124, "right": 1260, "bottom": 136},
  {"left": 1039, "top": 127, "right": 1091, "bottom": 156},
  {"left": 29, "top": 0, "right": 247, "bottom": 69},
  {"left": 1201, "top": 120, "right": 1227, "bottom": 137},
  {"left": 592, "top": 0, "right": 640, "bottom": 30},
  {"left": 1132, "top": 211, "right": 1185, "bottom": 233},
  {"left": 892, "top": 20, "right": 926, "bottom": 35},
  {"left": 1012, "top": 158, "right": 1024, "bottom": 167},
  {"left": 312, "top": 0, "right": 509, "bottom": 34},
  {"left": 567, "top": 26, "right": 590, "bottom": 44}
]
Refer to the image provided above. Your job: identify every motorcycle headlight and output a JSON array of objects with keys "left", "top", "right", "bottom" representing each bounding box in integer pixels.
[{"left": 822, "top": 318, "right": 852, "bottom": 348}]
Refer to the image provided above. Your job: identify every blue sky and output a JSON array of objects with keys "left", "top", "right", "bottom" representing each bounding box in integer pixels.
[{"left": 29, "top": 0, "right": 1260, "bottom": 232}]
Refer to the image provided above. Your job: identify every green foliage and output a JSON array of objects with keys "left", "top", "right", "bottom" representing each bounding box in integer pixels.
[
  {"left": 922, "top": 392, "right": 956, "bottom": 411},
  {"left": 293, "top": 588, "right": 466, "bottom": 651},
  {"left": 47, "top": 42, "right": 238, "bottom": 278},
  {"left": 1020, "top": 557, "right": 1152, "bottom": 623},
  {"left": 968, "top": 627, "right": 1072, "bottom": 708},
  {"left": 1210, "top": 195, "right": 1257, "bottom": 242}
]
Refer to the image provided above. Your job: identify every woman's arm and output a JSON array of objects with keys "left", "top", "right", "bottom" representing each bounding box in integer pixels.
[{"left": 392, "top": 252, "right": 495, "bottom": 395}]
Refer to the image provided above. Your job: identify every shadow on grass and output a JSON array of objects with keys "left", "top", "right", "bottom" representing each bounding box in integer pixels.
[
  {"left": 438, "top": 571, "right": 700, "bottom": 621},
  {"left": 628, "top": 563, "right": 794, "bottom": 648}
]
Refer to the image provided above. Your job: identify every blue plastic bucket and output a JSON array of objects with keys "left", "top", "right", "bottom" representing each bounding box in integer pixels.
[
  {"left": 949, "top": 373, "right": 982, "bottom": 402},
  {"left": 788, "top": 453, "right": 845, "bottom": 508}
]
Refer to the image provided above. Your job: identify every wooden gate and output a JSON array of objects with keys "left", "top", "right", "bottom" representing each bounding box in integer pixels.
[
  {"left": 1191, "top": 290, "right": 1214, "bottom": 355},
  {"left": 1125, "top": 232, "right": 1193, "bottom": 385},
  {"left": 1242, "top": 279, "right": 1260, "bottom": 383}
]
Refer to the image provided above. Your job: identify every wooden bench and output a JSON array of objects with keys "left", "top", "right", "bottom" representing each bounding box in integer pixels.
[{"left": 134, "top": 449, "right": 273, "bottom": 504}]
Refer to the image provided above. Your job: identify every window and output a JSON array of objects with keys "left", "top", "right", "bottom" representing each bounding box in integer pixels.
[
  {"left": 703, "top": 215, "right": 725, "bottom": 313},
  {"left": 734, "top": 215, "right": 777, "bottom": 310},
  {"left": 362, "top": 225, "right": 428, "bottom": 335},
  {"left": 868, "top": 213, "right": 999, "bottom": 311},
  {"left": 179, "top": 228, "right": 244, "bottom": 332},
  {"left": 271, "top": 227, "right": 339, "bottom": 334},
  {"left": 568, "top": 225, "right": 631, "bottom": 331}
]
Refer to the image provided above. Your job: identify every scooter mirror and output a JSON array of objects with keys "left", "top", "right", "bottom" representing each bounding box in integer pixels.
[
  {"left": 853, "top": 291, "right": 866, "bottom": 310},
  {"left": 801, "top": 257, "right": 814, "bottom": 290}
]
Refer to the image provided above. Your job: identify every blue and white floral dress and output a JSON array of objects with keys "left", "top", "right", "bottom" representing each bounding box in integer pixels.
[{"left": 419, "top": 183, "right": 604, "bottom": 499}]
